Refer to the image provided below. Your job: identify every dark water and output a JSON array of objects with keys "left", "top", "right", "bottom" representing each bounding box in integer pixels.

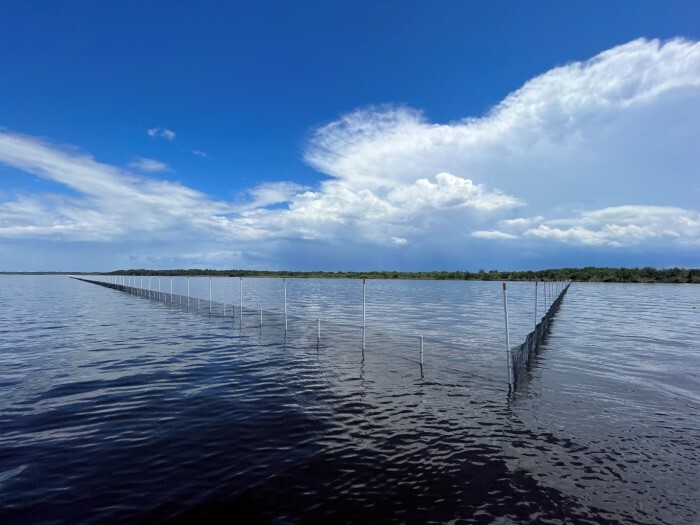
[{"left": 0, "top": 276, "right": 698, "bottom": 524}]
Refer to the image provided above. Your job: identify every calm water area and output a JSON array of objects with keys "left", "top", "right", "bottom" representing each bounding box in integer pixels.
[{"left": 0, "top": 275, "right": 698, "bottom": 524}]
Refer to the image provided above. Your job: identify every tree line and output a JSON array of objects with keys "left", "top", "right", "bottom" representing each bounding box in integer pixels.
[{"left": 106, "top": 266, "right": 700, "bottom": 283}]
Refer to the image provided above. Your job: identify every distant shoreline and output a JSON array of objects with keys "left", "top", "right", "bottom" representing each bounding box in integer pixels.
[{"left": 1, "top": 267, "right": 698, "bottom": 284}]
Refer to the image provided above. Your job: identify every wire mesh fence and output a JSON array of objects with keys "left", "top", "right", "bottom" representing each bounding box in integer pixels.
[
  {"left": 71, "top": 276, "right": 570, "bottom": 391},
  {"left": 508, "top": 282, "right": 570, "bottom": 386}
]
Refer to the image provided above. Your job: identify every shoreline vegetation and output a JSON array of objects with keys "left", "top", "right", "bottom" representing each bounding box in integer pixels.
[{"left": 3, "top": 267, "right": 699, "bottom": 283}]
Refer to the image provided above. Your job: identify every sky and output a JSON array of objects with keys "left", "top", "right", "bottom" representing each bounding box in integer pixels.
[{"left": 1, "top": 1, "right": 699, "bottom": 272}]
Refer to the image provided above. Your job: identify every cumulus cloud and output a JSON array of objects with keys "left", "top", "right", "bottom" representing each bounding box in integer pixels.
[
  {"left": 1, "top": 38, "right": 700, "bottom": 269},
  {"left": 147, "top": 127, "right": 176, "bottom": 140},
  {"left": 128, "top": 157, "right": 171, "bottom": 172},
  {"left": 191, "top": 149, "right": 210, "bottom": 158},
  {"left": 304, "top": 38, "right": 700, "bottom": 211},
  {"left": 524, "top": 206, "right": 700, "bottom": 247}
]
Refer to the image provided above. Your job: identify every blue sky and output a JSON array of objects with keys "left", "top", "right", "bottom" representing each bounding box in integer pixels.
[{"left": 1, "top": 1, "right": 699, "bottom": 271}]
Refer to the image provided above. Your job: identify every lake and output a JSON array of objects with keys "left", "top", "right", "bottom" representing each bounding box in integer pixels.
[{"left": 0, "top": 275, "right": 698, "bottom": 524}]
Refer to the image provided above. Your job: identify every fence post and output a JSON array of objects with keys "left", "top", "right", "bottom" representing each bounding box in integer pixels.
[
  {"left": 284, "top": 278, "right": 288, "bottom": 334},
  {"left": 534, "top": 279, "right": 538, "bottom": 330},
  {"left": 543, "top": 279, "right": 547, "bottom": 312},
  {"left": 362, "top": 278, "right": 366, "bottom": 347},
  {"left": 503, "top": 282, "right": 513, "bottom": 388}
]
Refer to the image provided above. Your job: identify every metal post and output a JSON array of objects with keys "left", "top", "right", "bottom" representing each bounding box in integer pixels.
[
  {"left": 362, "top": 278, "right": 366, "bottom": 346},
  {"left": 534, "top": 280, "right": 538, "bottom": 330},
  {"left": 223, "top": 302, "right": 226, "bottom": 317},
  {"left": 158, "top": 276, "right": 161, "bottom": 301},
  {"left": 317, "top": 319, "right": 321, "bottom": 341},
  {"left": 209, "top": 277, "right": 212, "bottom": 314},
  {"left": 420, "top": 335, "right": 424, "bottom": 365},
  {"left": 170, "top": 277, "right": 173, "bottom": 302},
  {"left": 240, "top": 277, "right": 243, "bottom": 327},
  {"left": 148, "top": 276, "right": 151, "bottom": 298},
  {"left": 503, "top": 282, "right": 513, "bottom": 388},
  {"left": 284, "top": 278, "right": 288, "bottom": 334},
  {"left": 543, "top": 279, "right": 547, "bottom": 313},
  {"left": 260, "top": 309, "right": 263, "bottom": 328},
  {"left": 187, "top": 277, "right": 190, "bottom": 307}
]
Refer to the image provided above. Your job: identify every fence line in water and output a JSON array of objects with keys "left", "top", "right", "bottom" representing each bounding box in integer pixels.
[
  {"left": 70, "top": 275, "right": 570, "bottom": 389},
  {"left": 502, "top": 280, "right": 571, "bottom": 390}
]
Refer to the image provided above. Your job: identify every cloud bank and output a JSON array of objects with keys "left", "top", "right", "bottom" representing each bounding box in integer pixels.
[{"left": 1, "top": 38, "right": 699, "bottom": 269}]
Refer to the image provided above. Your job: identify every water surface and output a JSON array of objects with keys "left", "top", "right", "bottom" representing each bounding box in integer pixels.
[{"left": 0, "top": 276, "right": 697, "bottom": 523}]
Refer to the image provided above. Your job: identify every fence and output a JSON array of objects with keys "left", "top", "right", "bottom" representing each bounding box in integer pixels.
[
  {"left": 502, "top": 280, "right": 571, "bottom": 390},
  {"left": 71, "top": 275, "right": 570, "bottom": 390}
]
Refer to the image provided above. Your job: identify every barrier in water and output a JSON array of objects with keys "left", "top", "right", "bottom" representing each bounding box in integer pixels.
[
  {"left": 70, "top": 275, "right": 570, "bottom": 390},
  {"left": 503, "top": 279, "right": 571, "bottom": 390}
]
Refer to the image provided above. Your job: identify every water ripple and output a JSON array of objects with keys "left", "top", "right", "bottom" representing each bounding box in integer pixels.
[{"left": 0, "top": 276, "right": 697, "bottom": 524}]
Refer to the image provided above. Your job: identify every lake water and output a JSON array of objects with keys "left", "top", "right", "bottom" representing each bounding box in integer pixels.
[{"left": 0, "top": 275, "right": 698, "bottom": 524}]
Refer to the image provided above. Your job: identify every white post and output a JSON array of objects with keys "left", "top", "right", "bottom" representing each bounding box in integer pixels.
[
  {"left": 317, "top": 318, "right": 321, "bottom": 341},
  {"left": 362, "top": 278, "right": 366, "bottom": 346},
  {"left": 158, "top": 276, "right": 161, "bottom": 301},
  {"left": 209, "top": 277, "right": 212, "bottom": 313},
  {"left": 420, "top": 335, "right": 424, "bottom": 365},
  {"left": 197, "top": 298, "right": 200, "bottom": 311},
  {"left": 534, "top": 280, "right": 538, "bottom": 330},
  {"left": 503, "top": 282, "right": 513, "bottom": 388},
  {"left": 239, "top": 277, "right": 243, "bottom": 327},
  {"left": 187, "top": 277, "right": 190, "bottom": 307},
  {"left": 223, "top": 302, "right": 226, "bottom": 316},
  {"left": 170, "top": 277, "right": 173, "bottom": 302},
  {"left": 284, "top": 278, "right": 288, "bottom": 334},
  {"left": 148, "top": 276, "right": 151, "bottom": 298},
  {"left": 543, "top": 279, "right": 548, "bottom": 312},
  {"left": 260, "top": 309, "right": 263, "bottom": 328}
]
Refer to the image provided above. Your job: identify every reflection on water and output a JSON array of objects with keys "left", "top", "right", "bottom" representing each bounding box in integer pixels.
[{"left": 0, "top": 276, "right": 698, "bottom": 524}]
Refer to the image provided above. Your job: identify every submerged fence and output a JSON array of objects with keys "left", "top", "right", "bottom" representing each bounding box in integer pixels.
[
  {"left": 503, "top": 280, "right": 571, "bottom": 389},
  {"left": 71, "top": 275, "right": 570, "bottom": 390}
]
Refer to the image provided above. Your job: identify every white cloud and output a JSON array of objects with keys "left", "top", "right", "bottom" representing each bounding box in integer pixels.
[
  {"left": 243, "top": 181, "right": 310, "bottom": 210},
  {"left": 523, "top": 206, "right": 700, "bottom": 247},
  {"left": 304, "top": 38, "right": 700, "bottom": 212},
  {"left": 192, "top": 149, "right": 210, "bottom": 158},
  {"left": 128, "top": 157, "right": 171, "bottom": 172},
  {"left": 1, "top": 38, "right": 700, "bottom": 269},
  {"left": 471, "top": 230, "right": 519, "bottom": 240},
  {"left": 0, "top": 131, "right": 228, "bottom": 241},
  {"left": 497, "top": 216, "right": 545, "bottom": 230},
  {"left": 147, "top": 127, "right": 176, "bottom": 140}
]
